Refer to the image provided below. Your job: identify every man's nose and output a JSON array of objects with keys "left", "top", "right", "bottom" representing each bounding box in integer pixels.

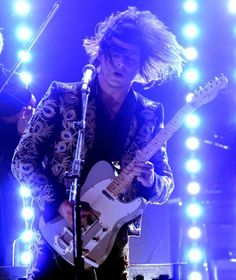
[{"left": 114, "top": 55, "right": 125, "bottom": 69}]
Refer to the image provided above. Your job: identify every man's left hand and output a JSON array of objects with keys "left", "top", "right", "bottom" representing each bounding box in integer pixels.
[{"left": 132, "top": 151, "right": 155, "bottom": 188}]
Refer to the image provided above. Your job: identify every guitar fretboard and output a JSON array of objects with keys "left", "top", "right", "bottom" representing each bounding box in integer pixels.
[{"left": 106, "top": 102, "right": 197, "bottom": 197}]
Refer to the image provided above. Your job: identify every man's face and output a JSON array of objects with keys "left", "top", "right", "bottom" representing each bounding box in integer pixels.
[{"left": 98, "top": 37, "right": 140, "bottom": 90}]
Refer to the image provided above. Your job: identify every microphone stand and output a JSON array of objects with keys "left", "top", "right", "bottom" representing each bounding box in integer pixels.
[
  {"left": 69, "top": 85, "right": 91, "bottom": 279},
  {"left": 0, "top": 0, "right": 62, "bottom": 93}
]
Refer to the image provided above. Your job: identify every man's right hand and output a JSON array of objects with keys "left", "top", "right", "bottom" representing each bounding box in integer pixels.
[
  {"left": 58, "top": 200, "right": 73, "bottom": 226},
  {"left": 58, "top": 200, "right": 95, "bottom": 229}
]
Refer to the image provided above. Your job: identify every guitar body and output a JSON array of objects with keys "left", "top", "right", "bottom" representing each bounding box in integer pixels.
[{"left": 40, "top": 161, "right": 147, "bottom": 268}]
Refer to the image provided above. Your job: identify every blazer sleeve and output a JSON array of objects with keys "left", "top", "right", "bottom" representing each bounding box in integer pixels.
[
  {"left": 11, "top": 82, "right": 67, "bottom": 223},
  {"left": 137, "top": 102, "right": 175, "bottom": 205}
]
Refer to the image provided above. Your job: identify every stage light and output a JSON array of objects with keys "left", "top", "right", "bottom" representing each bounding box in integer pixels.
[
  {"left": 19, "top": 185, "right": 31, "bottom": 198},
  {"left": 21, "top": 207, "right": 34, "bottom": 220},
  {"left": 183, "top": 23, "right": 199, "bottom": 39},
  {"left": 21, "top": 230, "right": 34, "bottom": 242},
  {"left": 19, "top": 71, "right": 33, "bottom": 85},
  {"left": 187, "top": 248, "right": 203, "bottom": 263},
  {"left": 187, "top": 181, "right": 201, "bottom": 195},
  {"left": 183, "top": 68, "right": 200, "bottom": 84},
  {"left": 188, "top": 226, "right": 202, "bottom": 239},
  {"left": 189, "top": 271, "right": 202, "bottom": 280},
  {"left": 185, "top": 47, "right": 198, "bottom": 61},
  {"left": 183, "top": 0, "right": 198, "bottom": 13},
  {"left": 15, "top": 1, "right": 31, "bottom": 16},
  {"left": 185, "top": 114, "right": 200, "bottom": 129},
  {"left": 20, "top": 251, "right": 32, "bottom": 265},
  {"left": 228, "top": 0, "right": 236, "bottom": 14},
  {"left": 185, "top": 137, "right": 200, "bottom": 150},
  {"left": 16, "top": 26, "right": 32, "bottom": 41},
  {"left": 186, "top": 202, "right": 202, "bottom": 218},
  {"left": 18, "top": 50, "right": 31, "bottom": 63},
  {"left": 185, "top": 158, "right": 201, "bottom": 173}
]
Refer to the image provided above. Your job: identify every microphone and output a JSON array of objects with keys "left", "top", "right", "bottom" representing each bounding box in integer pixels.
[
  {"left": 52, "top": 64, "right": 96, "bottom": 94},
  {"left": 81, "top": 64, "right": 96, "bottom": 93}
]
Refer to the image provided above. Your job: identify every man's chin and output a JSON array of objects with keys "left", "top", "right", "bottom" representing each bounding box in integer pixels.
[{"left": 109, "top": 80, "right": 127, "bottom": 89}]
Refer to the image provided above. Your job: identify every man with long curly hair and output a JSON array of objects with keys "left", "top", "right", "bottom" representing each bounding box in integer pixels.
[{"left": 12, "top": 6, "right": 185, "bottom": 280}]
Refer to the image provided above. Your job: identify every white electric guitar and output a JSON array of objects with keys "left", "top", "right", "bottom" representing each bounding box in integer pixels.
[{"left": 39, "top": 74, "right": 228, "bottom": 269}]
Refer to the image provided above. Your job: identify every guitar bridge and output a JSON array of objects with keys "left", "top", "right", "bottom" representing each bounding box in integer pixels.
[{"left": 54, "top": 227, "right": 73, "bottom": 255}]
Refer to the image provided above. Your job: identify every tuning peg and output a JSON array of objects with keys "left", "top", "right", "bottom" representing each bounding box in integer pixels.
[
  {"left": 204, "top": 81, "right": 211, "bottom": 88},
  {"left": 198, "top": 86, "right": 204, "bottom": 93},
  {"left": 211, "top": 76, "right": 220, "bottom": 84}
]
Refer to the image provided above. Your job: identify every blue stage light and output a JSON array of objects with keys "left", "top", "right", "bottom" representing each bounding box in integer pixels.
[
  {"left": 185, "top": 47, "right": 198, "bottom": 61},
  {"left": 187, "top": 181, "right": 201, "bottom": 195},
  {"left": 183, "top": 23, "right": 199, "bottom": 39},
  {"left": 188, "top": 226, "right": 202, "bottom": 239},
  {"left": 21, "top": 230, "right": 34, "bottom": 243},
  {"left": 16, "top": 26, "right": 32, "bottom": 41},
  {"left": 185, "top": 136, "right": 200, "bottom": 150},
  {"left": 228, "top": 0, "right": 236, "bottom": 14},
  {"left": 18, "top": 50, "right": 31, "bottom": 63},
  {"left": 187, "top": 248, "right": 203, "bottom": 263},
  {"left": 20, "top": 251, "right": 32, "bottom": 265},
  {"left": 185, "top": 114, "right": 201, "bottom": 129},
  {"left": 189, "top": 271, "right": 202, "bottom": 280},
  {"left": 186, "top": 202, "right": 202, "bottom": 218},
  {"left": 21, "top": 207, "right": 34, "bottom": 220},
  {"left": 183, "top": 68, "right": 200, "bottom": 84},
  {"left": 185, "top": 158, "right": 201, "bottom": 173},
  {"left": 19, "top": 71, "right": 33, "bottom": 85},
  {"left": 183, "top": 0, "right": 198, "bottom": 13},
  {"left": 15, "top": 1, "right": 31, "bottom": 16},
  {"left": 19, "top": 185, "right": 31, "bottom": 198}
]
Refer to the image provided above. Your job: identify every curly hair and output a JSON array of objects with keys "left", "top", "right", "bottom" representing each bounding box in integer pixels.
[{"left": 83, "top": 6, "right": 185, "bottom": 84}]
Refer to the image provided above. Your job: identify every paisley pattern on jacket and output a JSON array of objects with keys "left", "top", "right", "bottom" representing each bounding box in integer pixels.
[
  {"left": 12, "top": 80, "right": 174, "bottom": 279},
  {"left": 12, "top": 80, "right": 174, "bottom": 218}
]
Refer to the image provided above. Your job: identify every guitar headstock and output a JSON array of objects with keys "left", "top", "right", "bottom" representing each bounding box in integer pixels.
[{"left": 188, "top": 74, "right": 228, "bottom": 108}]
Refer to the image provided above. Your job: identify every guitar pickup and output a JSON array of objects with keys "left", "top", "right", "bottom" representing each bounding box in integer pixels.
[{"left": 102, "top": 190, "right": 114, "bottom": 201}]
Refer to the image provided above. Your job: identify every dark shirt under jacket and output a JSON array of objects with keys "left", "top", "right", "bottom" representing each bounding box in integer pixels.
[{"left": 83, "top": 90, "right": 135, "bottom": 178}]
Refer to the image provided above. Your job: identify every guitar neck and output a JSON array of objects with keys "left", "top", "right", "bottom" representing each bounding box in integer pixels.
[
  {"left": 107, "top": 102, "right": 197, "bottom": 197},
  {"left": 142, "top": 102, "right": 196, "bottom": 159}
]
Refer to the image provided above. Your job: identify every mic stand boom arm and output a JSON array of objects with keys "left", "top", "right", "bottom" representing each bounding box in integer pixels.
[{"left": 0, "top": 0, "right": 62, "bottom": 93}]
